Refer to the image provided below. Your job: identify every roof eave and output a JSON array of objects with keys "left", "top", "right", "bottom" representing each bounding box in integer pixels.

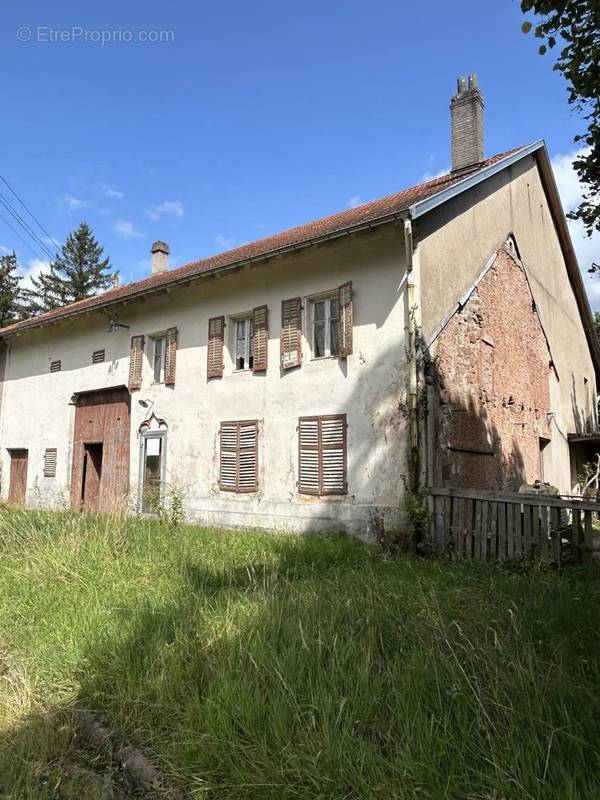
[
  {"left": 532, "top": 145, "right": 600, "bottom": 385},
  {"left": 0, "top": 209, "right": 410, "bottom": 338},
  {"left": 408, "top": 140, "right": 545, "bottom": 219}
]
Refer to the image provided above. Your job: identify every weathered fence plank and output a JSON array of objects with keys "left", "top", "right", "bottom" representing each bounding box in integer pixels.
[{"left": 429, "top": 488, "right": 598, "bottom": 565}]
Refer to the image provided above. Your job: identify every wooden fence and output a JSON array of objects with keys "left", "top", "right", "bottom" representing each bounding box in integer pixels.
[{"left": 429, "top": 487, "right": 600, "bottom": 564}]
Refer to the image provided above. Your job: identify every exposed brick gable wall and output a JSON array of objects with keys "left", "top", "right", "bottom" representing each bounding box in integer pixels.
[{"left": 432, "top": 245, "right": 552, "bottom": 491}]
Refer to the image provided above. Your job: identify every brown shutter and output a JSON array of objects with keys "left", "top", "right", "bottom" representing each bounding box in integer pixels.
[
  {"left": 220, "top": 420, "right": 258, "bottom": 493},
  {"left": 298, "top": 414, "right": 347, "bottom": 495},
  {"left": 298, "top": 417, "right": 320, "bottom": 495},
  {"left": 338, "top": 281, "right": 353, "bottom": 357},
  {"left": 128, "top": 335, "right": 145, "bottom": 391},
  {"left": 207, "top": 316, "right": 225, "bottom": 378},
  {"left": 219, "top": 421, "right": 238, "bottom": 491},
  {"left": 164, "top": 327, "right": 178, "bottom": 386},
  {"left": 281, "top": 297, "right": 302, "bottom": 369},
  {"left": 43, "top": 448, "right": 57, "bottom": 478},
  {"left": 252, "top": 305, "right": 268, "bottom": 372},
  {"left": 238, "top": 421, "right": 259, "bottom": 491},
  {"left": 321, "top": 415, "right": 347, "bottom": 495}
]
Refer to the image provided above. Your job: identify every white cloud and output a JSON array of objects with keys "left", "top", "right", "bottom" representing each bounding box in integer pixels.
[
  {"left": 215, "top": 234, "right": 236, "bottom": 251},
  {"left": 0, "top": 244, "right": 12, "bottom": 254},
  {"left": 420, "top": 167, "right": 449, "bottom": 182},
  {"left": 146, "top": 200, "right": 184, "bottom": 222},
  {"left": 550, "top": 148, "right": 600, "bottom": 309},
  {"left": 19, "top": 258, "right": 49, "bottom": 289},
  {"left": 114, "top": 220, "right": 143, "bottom": 239},
  {"left": 345, "top": 195, "right": 363, "bottom": 209},
  {"left": 105, "top": 187, "right": 124, "bottom": 199},
  {"left": 61, "top": 194, "right": 89, "bottom": 212}
]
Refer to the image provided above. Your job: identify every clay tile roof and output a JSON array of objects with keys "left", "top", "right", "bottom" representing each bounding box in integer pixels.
[{"left": 0, "top": 147, "right": 523, "bottom": 336}]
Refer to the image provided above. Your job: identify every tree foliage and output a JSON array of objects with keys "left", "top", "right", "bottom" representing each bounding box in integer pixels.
[
  {"left": 0, "top": 252, "right": 26, "bottom": 328},
  {"left": 521, "top": 1, "right": 600, "bottom": 264},
  {"left": 23, "top": 222, "right": 116, "bottom": 314}
]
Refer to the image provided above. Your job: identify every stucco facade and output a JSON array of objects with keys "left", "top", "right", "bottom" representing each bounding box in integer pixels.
[
  {"left": 0, "top": 227, "right": 410, "bottom": 537},
  {"left": 0, "top": 145, "right": 596, "bottom": 534}
]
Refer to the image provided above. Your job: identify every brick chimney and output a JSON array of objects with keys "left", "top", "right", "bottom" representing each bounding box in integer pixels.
[
  {"left": 150, "top": 240, "right": 170, "bottom": 274},
  {"left": 450, "top": 74, "right": 484, "bottom": 174}
]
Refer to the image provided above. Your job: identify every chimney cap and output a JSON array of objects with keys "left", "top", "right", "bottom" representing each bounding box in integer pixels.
[
  {"left": 151, "top": 240, "right": 170, "bottom": 255},
  {"left": 454, "top": 73, "right": 481, "bottom": 100}
]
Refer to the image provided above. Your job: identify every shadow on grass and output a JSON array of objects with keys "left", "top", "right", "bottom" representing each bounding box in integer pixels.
[{"left": 2, "top": 533, "right": 600, "bottom": 800}]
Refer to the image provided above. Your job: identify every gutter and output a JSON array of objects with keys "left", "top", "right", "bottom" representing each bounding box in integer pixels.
[
  {"left": 0, "top": 144, "right": 539, "bottom": 340},
  {"left": 0, "top": 211, "right": 409, "bottom": 339}
]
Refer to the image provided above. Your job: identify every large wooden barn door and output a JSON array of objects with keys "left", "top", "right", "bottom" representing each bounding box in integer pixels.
[
  {"left": 70, "top": 387, "right": 131, "bottom": 513},
  {"left": 7, "top": 449, "right": 28, "bottom": 506}
]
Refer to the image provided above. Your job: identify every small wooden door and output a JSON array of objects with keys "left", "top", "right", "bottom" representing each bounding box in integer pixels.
[{"left": 8, "top": 449, "right": 28, "bottom": 506}]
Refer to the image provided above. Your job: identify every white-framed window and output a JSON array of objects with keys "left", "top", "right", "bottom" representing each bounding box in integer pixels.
[
  {"left": 310, "top": 294, "right": 340, "bottom": 358},
  {"left": 152, "top": 335, "right": 167, "bottom": 383},
  {"left": 234, "top": 317, "right": 254, "bottom": 371}
]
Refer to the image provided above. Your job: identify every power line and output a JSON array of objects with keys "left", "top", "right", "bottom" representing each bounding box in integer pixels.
[
  {"left": 0, "top": 206, "right": 48, "bottom": 262},
  {"left": 0, "top": 173, "right": 62, "bottom": 254},
  {"left": 0, "top": 192, "right": 57, "bottom": 261}
]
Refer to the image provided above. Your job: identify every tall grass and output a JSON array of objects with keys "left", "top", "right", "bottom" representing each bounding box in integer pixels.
[{"left": 0, "top": 509, "right": 599, "bottom": 798}]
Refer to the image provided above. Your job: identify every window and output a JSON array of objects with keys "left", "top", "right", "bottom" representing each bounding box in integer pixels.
[
  {"left": 92, "top": 349, "right": 105, "bottom": 364},
  {"left": 235, "top": 318, "right": 254, "bottom": 370},
  {"left": 311, "top": 296, "right": 340, "bottom": 358},
  {"left": 298, "top": 414, "right": 347, "bottom": 495},
  {"left": 139, "top": 431, "right": 166, "bottom": 513},
  {"left": 43, "top": 448, "right": 57, "bottom": 478},
  {"left": 309, "top": 282, "right": 353, "bottom": 359},
  {"left": 220, "top": 420, "right": 259, "bottom": 492},
  {"left": 50, "top": 360, "right": 61, "bottom": 373},
  {"left": 152, "top": 335, "right": 166, "bottom": 383}
]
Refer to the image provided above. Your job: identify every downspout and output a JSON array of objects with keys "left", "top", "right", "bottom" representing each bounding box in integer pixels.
[{"left": 404, "top": 218, "right": 419, "bottom": 494}]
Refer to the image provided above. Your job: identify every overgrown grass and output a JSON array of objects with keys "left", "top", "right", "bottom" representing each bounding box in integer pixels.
[{"left": 0, "top": 509, "right": 599, "bottom": 799}]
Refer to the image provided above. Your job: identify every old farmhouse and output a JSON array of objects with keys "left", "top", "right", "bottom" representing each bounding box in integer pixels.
[{"left": 0, "top": 76, "right": 597, "bottom": 537}]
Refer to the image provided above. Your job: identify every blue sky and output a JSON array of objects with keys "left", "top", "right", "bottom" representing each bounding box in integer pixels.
[{"left": 1, "top": 0, "right": 598, "bottom": 307}]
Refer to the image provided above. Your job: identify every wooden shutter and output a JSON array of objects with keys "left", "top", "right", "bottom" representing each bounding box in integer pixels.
[
  {"left": 43, "top": 448, "right": 57, "bottom": 478},
  {"left": 50, "top": 360, "right": 61, "bottom": 373},
  {"left": 252, "top": 305, "right": 268, "bottom": 371},
  {"left": 321, "top": 415, "right": 347, "bottom": 494},
  {"left": 338, "top": 281, "right": 353, "bottom": 357},
  {"left": 219, "top": 420, "right": 258, "bottom": 493},
  {"left": 207, "top": 316, "right": 225, "bottom": 378},
  {"left": 298, "top": 417, "right": 320, "bottom": 495},
  {"left": 128, "top": 335, "right": 145, "bottom": 391},
  {"left": 219, "top": 421, "right": 238, "bottom": 491},
  {"left": 281, "top": 297, "right": 302, "bottom": 369},
  {"left": 164, "top": 327, "right": 178, "bottom": 386},
  {"left": 298, "top": 414, "right": 347, "bottom": 495}
]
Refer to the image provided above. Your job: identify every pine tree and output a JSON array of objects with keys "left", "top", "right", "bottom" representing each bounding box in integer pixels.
[
  {"left": 0, "top": 251, "right": 25, "bottom": 327},
  {"left": 23, "top": 222, "right": 117, "bottom": 313}
]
